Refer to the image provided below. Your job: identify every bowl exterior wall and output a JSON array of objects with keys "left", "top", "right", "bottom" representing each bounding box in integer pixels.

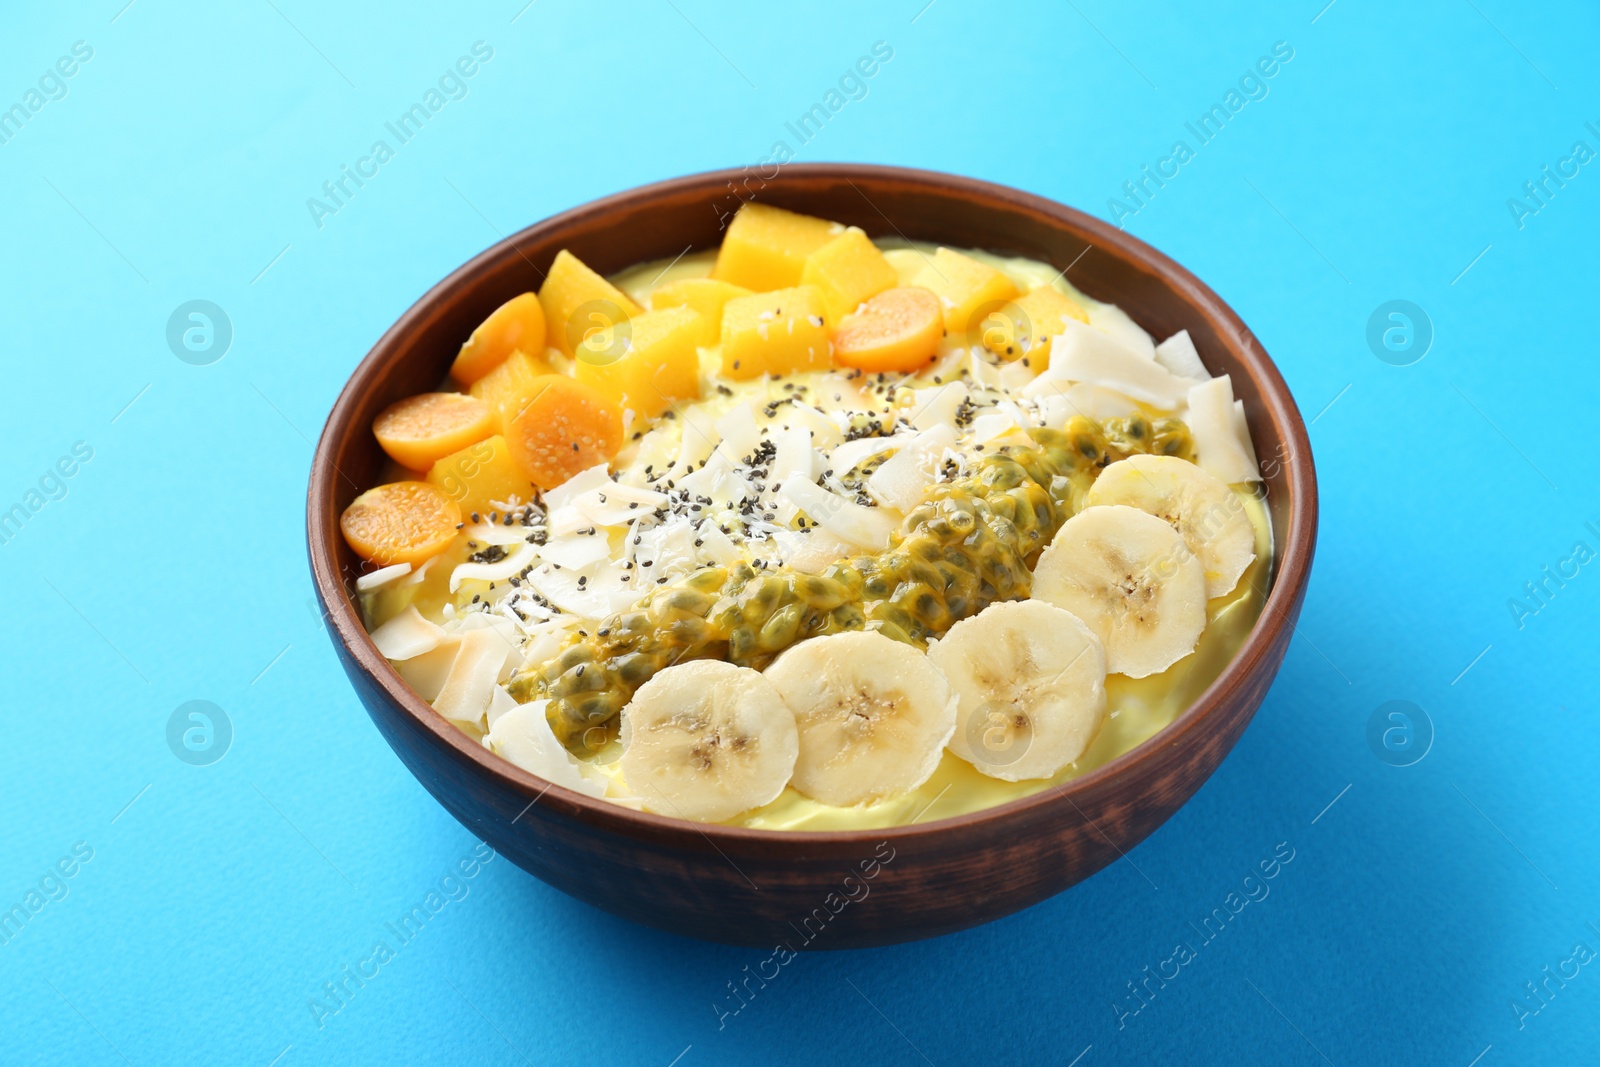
[{"left": 330, "top": 595, "right": 1301, "bottom": 948}]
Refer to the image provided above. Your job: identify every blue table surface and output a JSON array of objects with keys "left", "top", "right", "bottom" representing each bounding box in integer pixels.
[{"left": 4, "top": 1, "right": 1597, "bottom": 1063}]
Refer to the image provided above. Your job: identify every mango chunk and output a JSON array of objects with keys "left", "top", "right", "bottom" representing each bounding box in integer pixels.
[
  {"left": 468, "top": 349, "right": 557, "bottom": 434},
  {"left": 712, "top": 203, "right": 843, "bottom": 291},
  {"left": 340, "top": 481, "right": 462, "bottom": 566},
  {"left": 575, "top": 306, "right": 704, "bottom": 422},
  {"left": 538, "top": 250, "right": 642, "bottom": 356},
  {"left": 720, "top": 286, "right": 831, "bottom": 380},
  {"left": 450, "top": 292, "right": 546, "bottom": 385},
  {"left": 372, "top": 392, "right": 493, "bottom": 471},
  {"left": 504, "top": 376, "right": 624, "bottom": 489},
  {"left": 834, "top": 287, "right": 944, "bottom": 373},
  {"left": 910, "top": 247, "right": 1019, "bottom": 337},
  {"left": 650, "top": 278, "right": 751, "bottom": 345},
  {"left": 800, "top": 227, "right": 898, "bottom": 325},
  {"left": 427, "top": 435, "right": 536, "bottom": 518},
  {"left": 979, "top": 286, "right": 1090, "bottom": 368},
  {"left": 882, "top": 247, "right": 931, "bottom": 288}
]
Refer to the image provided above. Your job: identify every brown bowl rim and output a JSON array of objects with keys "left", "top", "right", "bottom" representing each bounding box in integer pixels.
[{"left": 307, "top": 163, "right": 1317, "bottom": 850}]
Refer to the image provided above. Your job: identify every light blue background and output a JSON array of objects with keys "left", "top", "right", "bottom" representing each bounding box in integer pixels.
[{"left": 3, "top": 1, "right": 1596, "bottom": 1063}]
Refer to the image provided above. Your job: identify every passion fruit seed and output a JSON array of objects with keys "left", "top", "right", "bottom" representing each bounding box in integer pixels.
[{"left": 508, "top": 417, "right": 1194, "bottom": 752}]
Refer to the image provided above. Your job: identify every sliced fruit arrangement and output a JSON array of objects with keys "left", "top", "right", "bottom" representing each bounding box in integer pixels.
[
  {"left": 1084, "top": 453, "right": 1255, "bottom": 598},
  {"left": 1031, "top": 504, "right": 1207, "bottom": 679},
  {"left": 764, "top": 631, "right": 956, "bottom": 807},
  {"left": 516, "top": 420, "right": 1169, "bottom": 749},
  {"left": 930, "top": 600, "right": 1107, "bottom": 782},
  {"left": 373, "top": 392, "right": 494, "bottom": 471},
  {"left": 618, "top": 659, "right": 798, "bottom": 823},
  {"left": 344, "top": 203, "right": 1270, "bottom": 828},
  {"left": 341, "top": 481, "right": 461, "bottom": 566}
]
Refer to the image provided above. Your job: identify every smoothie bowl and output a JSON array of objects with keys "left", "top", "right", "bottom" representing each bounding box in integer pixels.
[{"left": 308, "top": 165, "right": 1316, "bottom": 947}]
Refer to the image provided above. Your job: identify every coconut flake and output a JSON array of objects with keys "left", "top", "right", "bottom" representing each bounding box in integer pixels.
[
  {"left": 924, "top": 341, "right": 970, "bottom": 382},
  {"left": 1154, "top": 329, "right": 1210, "bottom": 381},
  {"left": 968, "top": 349, "right": 1005, "bottom": 391},
  {"left": 778, "top": 476, "right": 898, "bottom": 550},
  {"left": 575, "top": 482, "right": 670, "bottom": 527},
  {"left": 868, "top": 424, "right": 955, "bottom": 511},
  {"left": 668, "top": 409, "right": 720, "bottom": 480},
  {"left": 968, "top": 407, "right": 1028, "bottom": 446},
  {"left": 1085, "top": 299, "right": 1157, "bottom": 359},
  {"left": 486, "top": 684, "right": 519, "bottom": 729},
  {"left": 356, "top": 562, "right": 412, "bottom": 592},
  {"left": 1232, "top": 398, "right": 1260, "bottom": 475},
  {"left": 395, "top": 637, "right": 459, "bottom": 700},
  {"left": 460, "top": 523, "right": 537, "bottom": 547},
  {"left": 623, "top": 435, "right": 676, "bottom": 492},
  {"left": 370, "top": 605, "right": 444, "bottom": 660},
  {"left": 452, "top": 612, "right": 523, "bottom": 681},
  {"left": 633, "top": 518, "right": 700, "bottom": 577},
  {"left": 544, "top": 464, "right": 612, "bottom": 512},
  {"left": 544, "top": 504, "right": 593, "bottom": 538},
  {"left": 996, "top": 358, "right": 1037, "bottom": 393},
  {"left": 678, "top": 450, "right": 754, "bottom": 507},
  {"left": 908, "top": 381, "right": 970, "bottom": 431},
  {"left": 784, "top": 403, "right": 846, "bottom": 450},
  {"left": 514, "top": 622, "right": 574, "bottom": 670},
  {"left": 695, "top": 523, "right": 741, "bottom": 567},
  {"left": 401, "top": 556, "right": 437, "bottom": 586},
  {"left": 714, "top": 402, "right": 761, "bottom": 461},
  {"left": 1032, "top": 380, "right": 1145, "bottom": 423},
  {"left": 827, "top": 433, "right": 906, "bottom": 477},
  {"left": 772, "top": 528, "right": 857, "bottom": 574},
  {"left": 768, "top": 426, "right": 816, "bottom": 484},
  {"left": 1189, "top": 375, "right": 1261, "bottom": 483},
  {"left": 527, "top": 560, "right": 637, "bottom": 618},
  {"left": 1027, "top": 319, "right": 1188, "bottom": 408},
  {"left": 432, "top": 626, "right": 506, "bottom": 727},
  {"left": 449, "top": 542, "right": 539, "bottom": 593},
  {"left": 537, "top": 531, "right": 611, "bottom": 571},
  {"left": 675, "top": 453, "right": 723, "bottom": 498},
  {"left": 816, "top": 373, "right": 874, "bottom": 414}
]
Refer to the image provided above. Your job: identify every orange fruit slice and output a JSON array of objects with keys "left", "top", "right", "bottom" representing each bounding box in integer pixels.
[
  {"left": 832, "top": 286, "right": 944, "bottom": 373},
  {"left": 339, "top": 481, "right": 462, "bottom": 566},
  {"left": 372, "top": 392, "right": 493, "bottom": 471}
]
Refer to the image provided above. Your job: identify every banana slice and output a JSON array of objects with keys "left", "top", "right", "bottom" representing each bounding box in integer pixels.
[
  {"left": 1085, "top": 454, "right": 1256, "bottom": 598},
  {"left": 619, "top": 660, "right": 798, "bottom": 823},
  {"left": 763, "top": 631, "right": 957, "bottom": 806},
  {"left": 1031, "top": 504, "right": 1207, "bottom": 678},
  {"left": 928, "top": 600, "right": 1107, "bottom": 782}
]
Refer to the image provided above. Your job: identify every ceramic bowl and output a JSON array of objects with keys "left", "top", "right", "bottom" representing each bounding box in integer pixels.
[{"left": 307, "top": 164, "right": 1317, "bottom": 948}]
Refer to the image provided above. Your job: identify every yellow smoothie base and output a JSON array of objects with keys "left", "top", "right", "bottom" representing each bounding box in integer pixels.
[{"left": 363, "top": 241, "right": 1275, "bottom": 832}]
